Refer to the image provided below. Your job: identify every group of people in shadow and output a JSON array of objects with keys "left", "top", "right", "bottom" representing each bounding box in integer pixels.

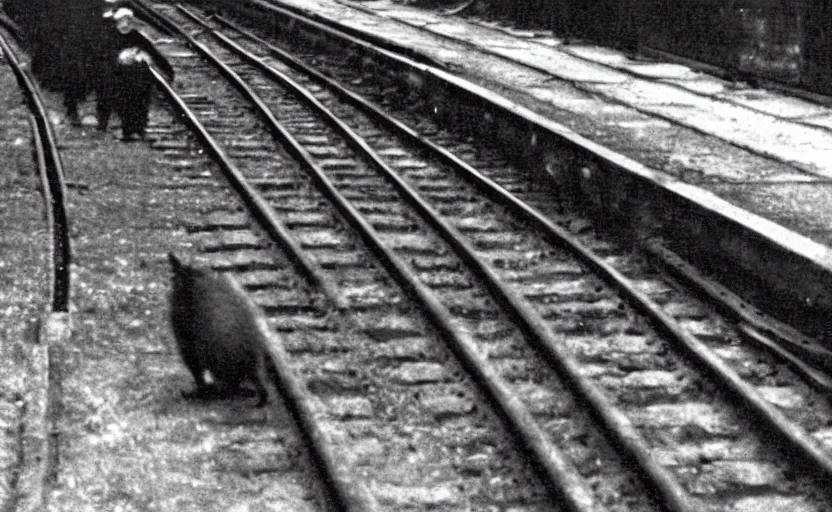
[{"left": 1, "top": 0, "right": 173, "bottom": 140}]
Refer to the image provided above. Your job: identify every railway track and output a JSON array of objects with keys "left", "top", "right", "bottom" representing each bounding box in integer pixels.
[
  {"left": 141, "top": 5, "right": 562, "bottom": 511},
  {"left": 0, "top": 30, "right": 71, "bottom": 511},
  {"left": 190, "top": 0, "right": 832, "bottom": 341},
  {"left": 108, "top": 1, "right": 832, "bottom": 510},
  {"left": 0, "top": 32, "right": 71, "bottom": 312}
]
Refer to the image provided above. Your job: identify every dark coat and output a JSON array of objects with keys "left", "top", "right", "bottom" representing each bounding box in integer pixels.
[
  {"left": 29, "top": 0, "right": 104, "bottom": 98},
  {"left": 95, "top": 27, "right": 174, "bottom": 137}
]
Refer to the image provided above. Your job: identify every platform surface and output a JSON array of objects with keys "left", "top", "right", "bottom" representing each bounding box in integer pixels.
[{"left": 278, "top": 0, "right": 832, "bottom": 251}]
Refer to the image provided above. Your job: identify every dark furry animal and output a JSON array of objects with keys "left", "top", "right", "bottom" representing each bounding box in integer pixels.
[{"left": 168, "top": 253, "right": 270, "bottom": 407}]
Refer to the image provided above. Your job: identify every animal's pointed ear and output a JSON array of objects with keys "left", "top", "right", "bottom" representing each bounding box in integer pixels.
[{"left": 168, "top": 252, "right": 183, "bottom": 271}]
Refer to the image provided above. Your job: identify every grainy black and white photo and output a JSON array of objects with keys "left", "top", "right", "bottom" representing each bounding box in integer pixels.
[{"left": 1, "top": 0, "right": 831, "bottom": 510}]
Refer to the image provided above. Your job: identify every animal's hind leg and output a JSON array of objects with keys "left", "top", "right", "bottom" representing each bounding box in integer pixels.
[
  {"left": 252, "top": 379, "right": 268, "bottom": 408},
  {"left": 175, "top": 333, "right": 221, "bottom": 400},
  {"left": 253, "top": 352, "right": 270, "bottom": 408}
]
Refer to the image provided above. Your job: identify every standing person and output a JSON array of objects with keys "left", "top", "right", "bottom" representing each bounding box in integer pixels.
[
  {"left": 95, "top": 6, "right": 174, "bottom": 140},
  {"left": 30, "top": 0, "right": 103, "bottom": 125}
]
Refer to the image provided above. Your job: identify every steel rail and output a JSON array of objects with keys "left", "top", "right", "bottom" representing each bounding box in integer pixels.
[
  {"left": 643, "top": 241, "right": 832, "bottom": 391},
  {"left": 134, "top": 0, "right": 346, "bottom": 310},
  {"left": 183, "top": 7, "right": 704, "bottom": 511},
  {"left": 201, "top": 2, "right": 832, "bottom": 484},
  {"left": 228, "top": 0, "right": 449, "bottom": 70},
  {"left": 0, "top": 32, "right": 71, "bottom": 312},
  {"left": 144, "top": 3, "right": 602, "bottom": 510}
]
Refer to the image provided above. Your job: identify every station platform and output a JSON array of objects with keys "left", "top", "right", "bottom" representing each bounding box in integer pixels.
[{"left": 275, "top": 0, "right": 832, "bottom": 251}]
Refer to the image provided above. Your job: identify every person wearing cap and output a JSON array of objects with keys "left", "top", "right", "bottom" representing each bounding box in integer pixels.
[{"left": 94, "top": 6, "right": 174, "bottom": 139}]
